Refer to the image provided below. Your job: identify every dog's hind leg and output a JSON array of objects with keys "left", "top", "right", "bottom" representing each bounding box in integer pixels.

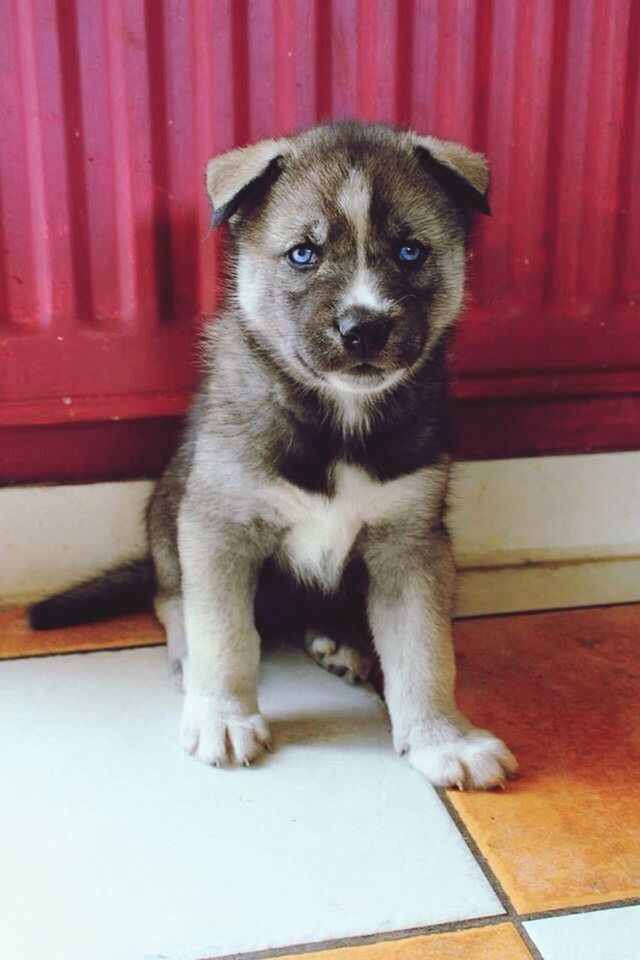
[
  {"left": 154, "top": 593, "right": 187, "bottom": 689},
  {"left": 147, "top": 456, "right": 188, "bottom": 688},
  {"left": 302, "top": 556, "right": 374, "bottom": 685}
]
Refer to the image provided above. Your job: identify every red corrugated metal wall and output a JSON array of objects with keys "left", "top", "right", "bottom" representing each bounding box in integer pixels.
[{"left": 1, "top": 0, "right": 639, "bottom": 482}]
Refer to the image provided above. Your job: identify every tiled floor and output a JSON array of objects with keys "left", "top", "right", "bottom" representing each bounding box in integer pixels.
[{"left": 1, "top": 604, "right": 639, "bottom": 960}]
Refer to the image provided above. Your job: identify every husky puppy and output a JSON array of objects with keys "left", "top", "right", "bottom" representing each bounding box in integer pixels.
[{"left": 31, "top": 122, "right": 517, "bottom": 789}]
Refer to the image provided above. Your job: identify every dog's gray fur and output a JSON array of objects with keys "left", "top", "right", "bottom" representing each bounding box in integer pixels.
[{"left": 31, "top": 122, "right": 516, "bottom": 788}]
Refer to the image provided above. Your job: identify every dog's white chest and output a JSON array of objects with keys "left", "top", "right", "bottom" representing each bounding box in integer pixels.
[
  {"left": 282, "top": 466, "right": 366, "bottom": 587},
  {"left": 264, "top": 463, "right": 438, "bottom": 589}
]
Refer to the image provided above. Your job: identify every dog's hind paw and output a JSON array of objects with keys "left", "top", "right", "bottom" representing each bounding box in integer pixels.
[
  {"left": 404, "top": 726, "right": 518, "bottom": 791},
  {"left": 304, "top": 631, "right": 372, "bottom": 685},
  {"left": 180, "top": 693, "right": 272, "bottom": 767}
]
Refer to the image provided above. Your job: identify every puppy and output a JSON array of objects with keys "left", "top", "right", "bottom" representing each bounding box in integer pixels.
[{"left": 31, "top": 122, "right": 517, "bottom": 789}]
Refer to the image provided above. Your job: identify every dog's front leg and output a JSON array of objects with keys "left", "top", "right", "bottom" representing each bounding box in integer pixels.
[
  {"left": 364, "top": 524, "right": 517, "bottom": 790},
  {"left": 177, "top": 501, "right": 271, "bottom": 767}
]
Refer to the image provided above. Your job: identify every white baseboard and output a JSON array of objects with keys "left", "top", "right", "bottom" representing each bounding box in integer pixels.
[
  {"left": 2, "top": 451, "right": 639, "bottom": 616},
  {"left": 455, "top": 557, "right": 640, "bottom": 617}
]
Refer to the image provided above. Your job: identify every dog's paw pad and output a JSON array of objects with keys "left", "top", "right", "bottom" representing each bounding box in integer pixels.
[
  {"left": 305, "top": 632, "right": 372, "bottom": 684},
  {"left": 408, "top": 728, "right": 518, "bottom": 790},
  {"left": 180, "top": 694, "right": 271, "bottom": 767}
]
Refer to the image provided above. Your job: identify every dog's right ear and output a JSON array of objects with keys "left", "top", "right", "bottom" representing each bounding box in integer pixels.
[{"left": 206, "top": 139, "right": 286, "bottom": 227}]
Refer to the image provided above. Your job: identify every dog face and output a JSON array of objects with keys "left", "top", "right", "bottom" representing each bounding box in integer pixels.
[{"left": 207, "top": 123, "right": 489, "bottom": 397}]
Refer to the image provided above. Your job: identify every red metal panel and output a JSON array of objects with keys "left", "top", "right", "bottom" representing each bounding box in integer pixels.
[{"left": 1, "top": 0, "right": 639, "bottom": 482}]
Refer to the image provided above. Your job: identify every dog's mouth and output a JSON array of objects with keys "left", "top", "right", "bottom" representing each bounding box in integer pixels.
[
  {"left": 294, "top": 350, "right": 406, "bottom": 395},
  {"left": 324, "top": 365, "right": 406, "bottom": 395},
  {"left": 350, "top": 363, "right": 380, "bottom": 376}
]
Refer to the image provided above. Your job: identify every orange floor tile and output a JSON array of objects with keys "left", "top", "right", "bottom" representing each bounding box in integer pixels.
[
  {"left": 0, "top": 606, "right": 164, "bottom": 659},
  {"left": 278, "top": 923, "right": 531, "bottom": 959},
  {"left": 449, "top": 604, "right": 640, "bottom": 913}
]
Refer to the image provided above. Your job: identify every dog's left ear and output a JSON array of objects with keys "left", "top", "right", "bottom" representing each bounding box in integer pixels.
[
  {"left": 412, "top": 135, "right": 491, "bottom": 215},
  {"left": 206, "top": 138, "right": 287, "bottom": 227}
]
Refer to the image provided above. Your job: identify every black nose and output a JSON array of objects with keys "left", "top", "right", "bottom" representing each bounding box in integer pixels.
[{"left": 337, "top": 310, "right": 392, "bottom": 360}]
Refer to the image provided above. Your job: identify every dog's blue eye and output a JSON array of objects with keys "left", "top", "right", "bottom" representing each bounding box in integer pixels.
[
  {"left": 287, "top": 244, "right": 318, "bottom": 267},
  {"left": 397, "top": 242, "right": 427, "bottom": 265}
]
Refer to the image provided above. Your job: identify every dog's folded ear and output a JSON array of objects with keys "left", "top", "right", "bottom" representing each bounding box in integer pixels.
[
  {"left": 412, "top": 134, "right": 491, "bottom": 216},
  {"left": 206, "top": 138, "right": 288, "bottom": 227}
]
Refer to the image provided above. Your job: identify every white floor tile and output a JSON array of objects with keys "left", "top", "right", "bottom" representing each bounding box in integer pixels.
[
  {"left": 525, "top": 905, "right": 640, "bottom": 960},
  {"left": 0, "top": 647, "right": 502, "bottom": 960}
]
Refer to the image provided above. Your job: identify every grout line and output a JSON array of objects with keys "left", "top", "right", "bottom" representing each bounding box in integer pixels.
[
  {"left": 435, "top": 788, "right": 544, "bottom": 960},
  {"left": 519, "top": 895, "right": 640, "bottom": 923},
  {"left": 205, "top": 914, "right": 514, "bottom": 960},
  {"left": 437, "top": 788, "right": 640, "bottom": 920},
  {"left": 434, "top": 788, "right": 519, "bottom": 914},
  {"left": 435, "top": 791, "right": 640, "bottom": 951},
  {"left": 511, "top": 924, "right": 546, "bottom": 960}
]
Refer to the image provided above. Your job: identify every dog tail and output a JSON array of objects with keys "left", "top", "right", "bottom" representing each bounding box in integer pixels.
[{"left": 28, "top": 559, "right": 156, "bottom": 630}]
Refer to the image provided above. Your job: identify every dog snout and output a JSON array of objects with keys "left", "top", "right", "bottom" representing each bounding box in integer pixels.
[{"left": 337, "top": 309, "right": 392, "bottom": 360}]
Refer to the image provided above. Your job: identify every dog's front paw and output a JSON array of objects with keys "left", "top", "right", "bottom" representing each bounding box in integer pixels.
[
  {"left": 403, "top": 725, "right": 517, "bottom": 790},
  {"left": 180, "top": 693, "right": 272, "bottom": 767}
]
